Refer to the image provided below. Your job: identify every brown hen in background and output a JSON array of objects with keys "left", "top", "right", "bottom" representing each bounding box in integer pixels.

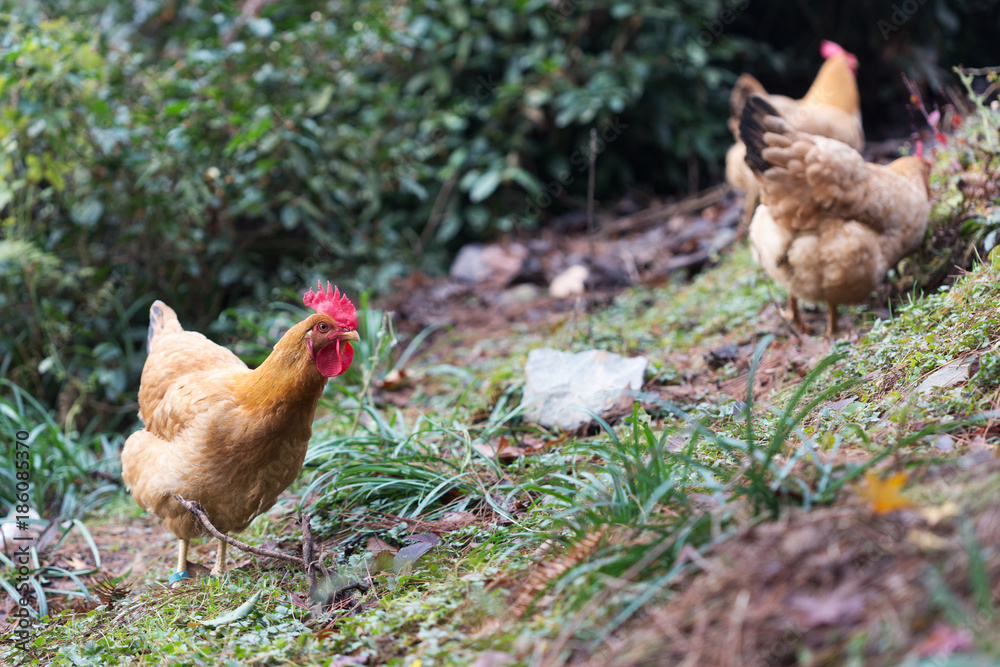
[
  {"left": 740, "top": 95, "right": 930, "bottom": 334},
  {"left": 727, "top": 41, "right": 865, "bottom": 228}
]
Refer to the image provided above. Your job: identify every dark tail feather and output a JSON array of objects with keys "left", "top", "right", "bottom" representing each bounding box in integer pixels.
[
  {"left": 730, "top": 74, "right": 767, "bottom": 122},
  {"left": 740, "top": 95, "right": 782, "bottom": 176},
  {"left": 147, "top": 300, "right": 181, "bottom": 353}
]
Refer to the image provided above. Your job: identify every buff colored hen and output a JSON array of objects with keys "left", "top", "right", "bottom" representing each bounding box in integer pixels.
[
  {"left": 122, "top": 282, "right": 359, "bottom": 583},
  {"left": 740, "top": 95, "right": 930, "bottom": 333}
]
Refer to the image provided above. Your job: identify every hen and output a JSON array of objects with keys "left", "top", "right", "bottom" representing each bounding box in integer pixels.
[
  {"left": 740, "top": 95, "right": 930, "bottom": 334},
  {"left": 726, "top": 41, "right": 864, "bottom": 227},
  {"left": 122, "top": 282, "right": 359, "bottom": 583}
]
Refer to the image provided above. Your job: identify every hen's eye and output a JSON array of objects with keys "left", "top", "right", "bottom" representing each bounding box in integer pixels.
[{"left": 317, "top": 323, "right": 329, "bottom": 332}]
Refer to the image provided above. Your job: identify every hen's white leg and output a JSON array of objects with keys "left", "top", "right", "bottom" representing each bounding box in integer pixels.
[
  {"left": 169, "top": 538, "right": 191, "bottom": 587},
  {"left": 788, "top": 295, "right": 806, "bottom": 332},
  {"left": 176, "top": 538, "right": 189, "bottom": 574},
  {"left": 210, "top": 538, "right": 228, "bottom": 576}
]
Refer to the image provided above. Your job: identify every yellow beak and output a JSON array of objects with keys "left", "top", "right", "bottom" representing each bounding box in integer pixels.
[{"left": 340, "top": 330, "right": 361, "bottom": 342}]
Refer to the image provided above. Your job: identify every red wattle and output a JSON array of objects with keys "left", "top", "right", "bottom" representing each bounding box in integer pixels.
[{"left": 315, "top": 340, "right": 353, "bottom": 377}]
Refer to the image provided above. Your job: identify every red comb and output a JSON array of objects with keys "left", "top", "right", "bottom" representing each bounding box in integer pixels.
[
  {"left": 303, "top": 281, "right": 357, "bottom": 328},
  {"left": 820, "top": 40, "right": 858, "bottom": 74},
  {"left": 916, "top": 140, "right": 924, "bottom": 159},
  {"left": 820, "top": 41, "right": 844, "bottom": 59}
]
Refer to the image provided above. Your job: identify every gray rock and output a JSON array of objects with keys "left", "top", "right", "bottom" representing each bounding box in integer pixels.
[
  {"left": 521, "top": 348, "right": 648, "bottom": 430},
  {"left": 450, "top": 243, "right": 527, "bottom": 285},
  {"left": 496, "top": 283, "right": 542, "bottom": 306}
]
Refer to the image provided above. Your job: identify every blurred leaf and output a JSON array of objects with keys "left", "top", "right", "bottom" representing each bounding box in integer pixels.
[
  {"left": 307, "top": 84, "right": 335, "bottom": 116},
  {"left": 70, "top": 199, "right": 103, "bottom": 228},
  {"left": 469, "top": 170, "right": 502, "bottom": 203},
  {"left": 394, "top": 541, "right": 435, "bottom": 570},
  {"left": 201, "top": 590, "right": 262, "bottom": 627},
  {"left": 405, "top": 532, "right": 442, "bottom": 546}
]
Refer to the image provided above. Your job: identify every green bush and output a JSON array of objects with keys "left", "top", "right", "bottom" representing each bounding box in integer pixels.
[
  {"left": 3, "top": 0, "right": 986, "bottom": 430},
  {"left": 0, "top": 2, "right": 745, "bottom": 428}
]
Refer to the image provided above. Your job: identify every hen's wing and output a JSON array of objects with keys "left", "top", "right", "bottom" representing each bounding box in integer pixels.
[
  {"left": 137, "top": 301, "right": 247, "bottom": 440},
  {"left": 739, "top": 95, "right": 868, "bottom": 231}
]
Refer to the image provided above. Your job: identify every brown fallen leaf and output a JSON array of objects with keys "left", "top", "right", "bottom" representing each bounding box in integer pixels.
[
  {"left": 859, "top": 470, "right": 915, "bottom": 514},
  {"left": 64, "top": 555, "right": 91, "bottom": 572},
  {"left": 379, "top": 368, "right": 409, "bottom": 391},
  {"left": 472, "top": 435, "right": 526, "bottom": 463},
  {"left": 439, "top": 510, "right": 476, "bottom": 525},
  {"left": 365, "top": 536, "right": 397, "bottom": 554}
]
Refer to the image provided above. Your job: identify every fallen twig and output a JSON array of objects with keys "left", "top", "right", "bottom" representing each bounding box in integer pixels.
[
  {"left": 604, "top": 184, "right": 730, "bottom": 236},
  {"left": 302, "top": 512, "right": 317, "bottom": 591},
  {"left": 173, "top": 494, "right": 305, "bottom": 567},
  {"left": 175, "top": 494, "right": 374, "bottom": 616},
  {"left": 301, "top": 513, "right": 336, "bottom": 600}
]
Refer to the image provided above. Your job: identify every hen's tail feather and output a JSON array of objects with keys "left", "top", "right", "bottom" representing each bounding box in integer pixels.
[
  {"left": 740, "top": 95, "right": 783, "bottom": 176},
  {"left": 730, "top": 74, "right": 767, "bottom": 122},
  {"left": 147, "top": 300, "right": 182, "bottom": 353}
]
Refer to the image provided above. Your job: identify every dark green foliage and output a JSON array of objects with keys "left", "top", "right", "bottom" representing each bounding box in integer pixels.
[
  {"left": 0, "top": 2, "right": 745, "bottom": 429},
  {"left": 0, "top": 0, "right": 993, "bottom": 431},
  {"left": 973, "top": 345, "right": 1000, "bottom": 391},
  {"left": 0, "top": 380, "right": 120, "bottom": 518}
]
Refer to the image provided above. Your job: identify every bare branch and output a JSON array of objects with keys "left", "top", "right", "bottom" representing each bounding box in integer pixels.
[{"left": 173, "top": 494, "right": 305, "bottom": 567}]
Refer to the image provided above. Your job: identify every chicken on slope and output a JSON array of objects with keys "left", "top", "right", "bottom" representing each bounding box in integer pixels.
[
  {"left": 739, "top": 95, "right": 930, "bottom": 334},
  {"left": 122, "top": 282, "right": 360, "bottom": 583},
  {"left": 726, "top": 41, "right": 864, "bottom": 227}
]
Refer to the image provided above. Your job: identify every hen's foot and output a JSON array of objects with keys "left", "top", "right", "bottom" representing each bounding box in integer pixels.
[
  {"left": 826, "top": 302, "right": 840, "bottom": 335},
  {"left": 168, "top": 570, "right": 190, "bottom": 587},
  {"left": 209, "top": 538, "right": 228, "bottom": 577},
  {"left": 784, "top": 295, "right": 808, "bottom": 333},
  {"left": 171, "top": 538, "right": 191, "bottom": 587}
]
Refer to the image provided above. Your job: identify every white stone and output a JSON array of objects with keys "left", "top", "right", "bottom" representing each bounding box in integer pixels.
[{"left": 520, "top": 348, "right": 648, "bottom": 430}]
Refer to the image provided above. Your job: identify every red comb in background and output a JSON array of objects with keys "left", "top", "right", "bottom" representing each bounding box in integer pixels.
[
  {"left": 820, "top": 40, "right": 858, "bottom": 74},
  {"left": 820, "top": 40, "right": 845, "bottom": 59},
  {"left": 303, "top": 281, "right": 357, "bottom": 327}
]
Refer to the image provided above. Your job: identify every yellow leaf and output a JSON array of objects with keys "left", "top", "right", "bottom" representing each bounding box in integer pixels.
[{"left": 859, "top": 470, "right": 914, "bottom": 514}]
